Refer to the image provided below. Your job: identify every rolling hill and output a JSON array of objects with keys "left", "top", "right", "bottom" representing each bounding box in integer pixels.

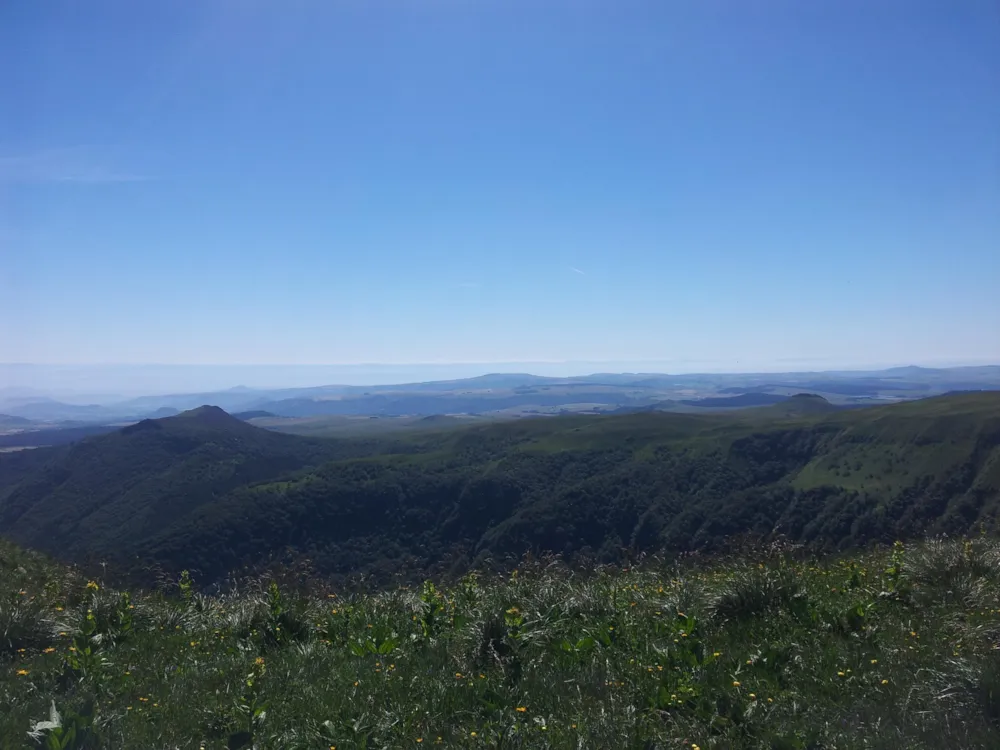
[
  {"left": 7, "top": 366, "right": 998, "bottom": 425},
  {"left": 0, "top": 394, "right": 998, "bottom": 584},
  {"left": 0, "top": 407, "right": 407, "bottom": 568},
  {"left": 0, "top": 413, "right": 33, "bottom": 427}
]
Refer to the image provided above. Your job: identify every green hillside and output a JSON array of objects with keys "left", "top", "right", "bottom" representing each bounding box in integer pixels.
[
  {"left": 1, "top": 394, "right": 999, "bottom": 585},
  {"left": 0, "top": 407, "right": 405, "bottom": 567}
]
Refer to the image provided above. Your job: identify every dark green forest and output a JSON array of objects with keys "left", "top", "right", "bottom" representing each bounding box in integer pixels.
[{"left": 1, "top": 393, "right": 998, "bottom": 585}]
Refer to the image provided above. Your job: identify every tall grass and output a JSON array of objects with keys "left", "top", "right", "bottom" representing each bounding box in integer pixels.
[{"left": 4, "top": 538, "right": 1000, "bottom": 748}]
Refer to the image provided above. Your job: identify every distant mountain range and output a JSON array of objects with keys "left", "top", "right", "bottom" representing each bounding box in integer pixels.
[
  {"left": 1, "top": 392, "right": 997, "bottom": 584},
  {"left": 1, "top": 365, "right": 998, "bottom": 427}
]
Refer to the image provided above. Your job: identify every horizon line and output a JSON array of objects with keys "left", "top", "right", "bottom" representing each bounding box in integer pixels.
[{"left": 1, "top": 360, "right": 998, "bottom": 373}]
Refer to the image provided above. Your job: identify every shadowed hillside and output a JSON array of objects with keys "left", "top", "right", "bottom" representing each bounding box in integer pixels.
[
  {"left": 1, "top": 394, "right": 998, "bottom": 584},
  {"left": 0, "top": 407, "right": 404, "bottom": 569}
]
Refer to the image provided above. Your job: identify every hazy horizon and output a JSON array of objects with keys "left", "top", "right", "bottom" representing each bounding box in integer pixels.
[{"left": 1, "top": 359, "right": 998, "bottom": 400}]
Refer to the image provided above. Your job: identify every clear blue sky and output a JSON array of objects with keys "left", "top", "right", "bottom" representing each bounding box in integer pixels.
[{"left": 2, "top": 0, "right": 998, "bottom": 372}]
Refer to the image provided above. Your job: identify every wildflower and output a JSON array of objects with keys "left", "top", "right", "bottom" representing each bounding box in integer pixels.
[
  {"left": 871, "top": 659, "right": 878, "bottom": 664},
  {"left": 417, "top": 740, "right": 423, "bottom": 744},
  {"left": 86, "top": 581, "right": 99, "bottom": 591},
  {"left": 749, "top": 693, "right": 757, "bottom": 699},
  {"left": 732, "top": 680, "right": 741, "bottom": 687},
  {"left": 838, "top": 671, "right": 846, "bottom": 677},
  {"left": 16, "top": 669, "right": 29, "bottom": 676},
  {"left": 43, "top": 647, "right": 56, "bottom": 654},
  {"left": 516, "top": 706, "right": 527, "bottom": 713},
  {"left": 882, "top": 679, "right": 889, "bottom": 685},
  {"left": 470, "top": 731, "right": 477, "bottom": 737}
]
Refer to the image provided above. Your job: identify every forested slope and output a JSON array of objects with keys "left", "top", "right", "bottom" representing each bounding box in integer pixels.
[{"left": 1, "top": 394, "right": 998, "bottom": 584}]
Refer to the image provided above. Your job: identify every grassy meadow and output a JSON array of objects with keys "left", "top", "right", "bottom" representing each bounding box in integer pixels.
[{"left": 5, "top": 537, "right": 1000, "bottom": 749}]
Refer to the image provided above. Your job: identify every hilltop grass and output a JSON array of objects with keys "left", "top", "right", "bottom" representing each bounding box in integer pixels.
[{"left": 5, "top": 538, "right": 1000, "bottom": 749}]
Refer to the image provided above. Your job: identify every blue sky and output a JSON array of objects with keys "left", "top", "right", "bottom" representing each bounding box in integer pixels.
[{"left": 2, "top": 0, "right": 998, "bottom": 373}]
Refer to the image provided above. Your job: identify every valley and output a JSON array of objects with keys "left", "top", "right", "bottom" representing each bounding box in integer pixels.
[{"left": 1, "top": 391, "right": 997, "bottom": 587}]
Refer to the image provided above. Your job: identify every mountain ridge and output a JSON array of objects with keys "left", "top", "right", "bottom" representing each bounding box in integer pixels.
[{"left": 1, "top": 393, "right": 998, "bottom": 584}]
